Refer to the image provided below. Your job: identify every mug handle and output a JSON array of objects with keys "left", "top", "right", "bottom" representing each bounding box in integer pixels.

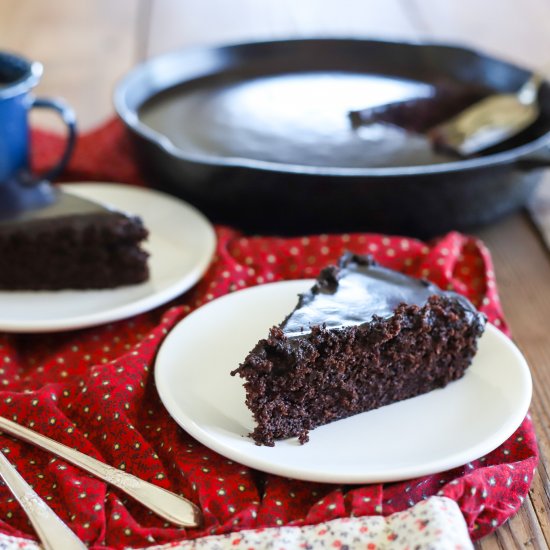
[{"left": 30, "top": 97, "right": 77, "bottom": 181}]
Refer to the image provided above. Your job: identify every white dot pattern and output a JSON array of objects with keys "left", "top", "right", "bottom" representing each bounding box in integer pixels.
[{"left": 0, "top": 226, "right": 533, "bottom": 545}]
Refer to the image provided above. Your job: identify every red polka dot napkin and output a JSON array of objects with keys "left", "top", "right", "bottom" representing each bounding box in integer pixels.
[{"left": 0, "top": 121, "right": 537, "bottom": 549}]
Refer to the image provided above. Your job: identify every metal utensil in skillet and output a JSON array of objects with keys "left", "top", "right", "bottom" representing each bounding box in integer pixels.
[
  {"left": 429, "top": 72, "right": 543, "bottom": 156},
  {"left": 351, "top": 71, "right": 543, "bottom": 156}
]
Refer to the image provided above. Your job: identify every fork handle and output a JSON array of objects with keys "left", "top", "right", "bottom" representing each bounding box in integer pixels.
[
  {"left": 0, "top": 415, "right": 201, "bottom": 527},
  {"left": 0, "top": 450, "right": 86, "bottom": 550}
]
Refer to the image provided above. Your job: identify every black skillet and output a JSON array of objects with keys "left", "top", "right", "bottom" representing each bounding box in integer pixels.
[{"left": 114, "top": 38, "right": 550, "bottom": 237}]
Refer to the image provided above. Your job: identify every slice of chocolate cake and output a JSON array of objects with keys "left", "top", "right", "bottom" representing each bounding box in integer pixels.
[
  {"left": 231, "top": 253, "right": 486, "bottom": 446},
  {"left": 0, "top": 189, "right": 149, "bottom": 290}
]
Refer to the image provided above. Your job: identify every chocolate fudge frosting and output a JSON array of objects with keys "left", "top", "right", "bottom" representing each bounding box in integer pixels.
[
  {"left": 0, "top": 189, "right": 115, "bottom": 233},
  {"left": 282, "top": 252, "right": 480, "bottom": 337},
  {"left": 0, "top": 188, "right": 138, "bottom": 236}
]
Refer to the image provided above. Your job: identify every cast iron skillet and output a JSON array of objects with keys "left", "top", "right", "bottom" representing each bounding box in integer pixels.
[{"left": 114, "top": 38, "right": 550, "bottom": 237}]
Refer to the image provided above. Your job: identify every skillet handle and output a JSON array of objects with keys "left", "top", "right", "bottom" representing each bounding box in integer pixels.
[{"left": 517, "top": 143, "right": 550, "bottom": 170}]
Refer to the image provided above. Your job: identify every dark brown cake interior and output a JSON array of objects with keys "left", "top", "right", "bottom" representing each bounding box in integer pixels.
[
  {"left": 231, "top": 254, "right": 486, "bottom": 446},
  {"left": 0, "top": 190, "right": 149, "bottom": 290}
]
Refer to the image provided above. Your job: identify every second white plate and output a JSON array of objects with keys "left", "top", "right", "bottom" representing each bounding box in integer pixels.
[
  {"left": 155, "top": 280, "right": 532, "bottom": 484},
  {"left": 0, "top": 183, "right": 216, "bottom": 332}
]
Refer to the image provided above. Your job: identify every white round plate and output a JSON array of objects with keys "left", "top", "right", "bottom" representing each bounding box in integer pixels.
[
  {"left": 155, "top": 280, "right": 532, "bottom": 484},
  {"left": 0, "top": 183, "right": 216, "bottom": 332}
]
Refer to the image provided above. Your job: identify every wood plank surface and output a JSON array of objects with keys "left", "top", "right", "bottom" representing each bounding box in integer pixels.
[
  {"left": 145, "top": 0, "right": 422, "bottom": 56},
  {"left": 1, "top": 0, "right": 549, "bottom": 548},
  {"left": 406, "top": 0, "right": 550, "bottom": 69}
]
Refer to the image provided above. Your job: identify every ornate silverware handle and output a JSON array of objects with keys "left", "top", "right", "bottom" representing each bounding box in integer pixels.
[
  {"left": 0, "top": 416, "right": 201, "bottom": 528},
  {"left": 0, "top": 450, "right": 86, "bottom": 550}
]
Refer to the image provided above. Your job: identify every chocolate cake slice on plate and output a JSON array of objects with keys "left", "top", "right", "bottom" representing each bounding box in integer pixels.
[
  {"left": 231, "top": 253, "right": 486, "bottom": 446},
  {"left": 0, "top": 188, "right": 149, "bottom": 290}
]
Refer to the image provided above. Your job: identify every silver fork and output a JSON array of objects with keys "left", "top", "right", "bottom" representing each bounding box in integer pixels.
[{"left": 0, "top": 449, "right": 86, "bottom": 550}]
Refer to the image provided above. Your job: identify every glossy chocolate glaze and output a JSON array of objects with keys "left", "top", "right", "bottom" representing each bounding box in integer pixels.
[{"left": 282, "top": 253, "right": 481, "bottom": 337}]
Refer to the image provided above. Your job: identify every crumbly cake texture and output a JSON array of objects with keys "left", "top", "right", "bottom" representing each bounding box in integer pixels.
[
  {"left": 231, "top": 253, "right": 486, "bottom": 446},
  {"left": 0, "top": 212, "right": 149, "bottom": 290}
]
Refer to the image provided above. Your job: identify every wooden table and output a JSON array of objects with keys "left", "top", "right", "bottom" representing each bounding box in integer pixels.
[{"left": 1, "top": 1, "right": 549, "bottom": 547}]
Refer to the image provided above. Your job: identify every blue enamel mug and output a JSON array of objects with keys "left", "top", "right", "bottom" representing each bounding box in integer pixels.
[{"left": 0, "top": 51, "right": 76, "bottom": 214}]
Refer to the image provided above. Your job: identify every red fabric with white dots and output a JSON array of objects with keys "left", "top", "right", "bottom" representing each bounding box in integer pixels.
[{"left": 0, "top": 121, "right": 537, "bottom": 548}]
